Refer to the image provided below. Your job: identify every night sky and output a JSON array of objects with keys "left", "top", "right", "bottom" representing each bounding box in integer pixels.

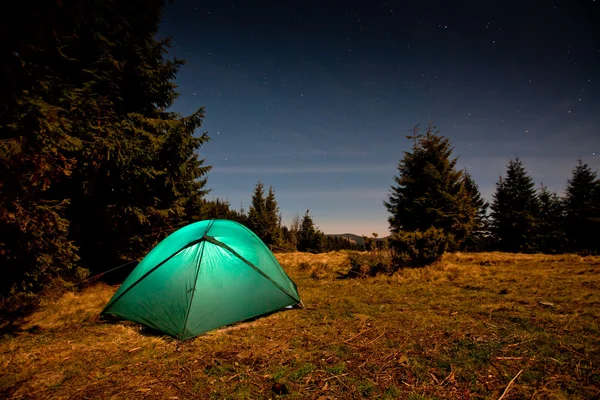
[{"left": 158, "top": 0, "right": 599, "bottom": 236}]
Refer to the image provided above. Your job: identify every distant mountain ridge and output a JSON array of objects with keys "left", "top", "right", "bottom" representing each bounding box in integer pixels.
[{"left": 326, "top": 233, "right": 390, "bottom": 246}]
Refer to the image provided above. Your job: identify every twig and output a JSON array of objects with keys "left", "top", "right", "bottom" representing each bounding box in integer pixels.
[
  {"left": 364, "top": 329, "right": 386, "bottom": 346},
  {"left": 382, "top": 351, "right": 401, "bottom": 362},
  {"left": 498, "top": 369, "right": 523, "bottom": 400},
  {"left": 121, "top": 379, "right": 159, "bottom": 389},
  {"left": 439, "top": 370, "right": 455, "bottom": 386},
  {"left": 335, "top": 374, "right": 357, "bottom": 398},
  {"left": 343, "top": 328, "right": 372, "bottom": 343},
  {"left": 324, "top": 373, "right": 349, "bottom": 381},
  {"left": 507, "top": 339, "right": 534, "bottom": 347},
  {"left": 376, "top": 352, "right": 402, "bottom": 372},
  {"left": 559, "top": 344, "right": 587, "bottom": 359}
]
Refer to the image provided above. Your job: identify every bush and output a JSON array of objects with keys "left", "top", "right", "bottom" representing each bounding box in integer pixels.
[
  {"left": 348, "top": 250, "right": 394, "bottom": 277},
  {"left": 390, "top": 227, "right": 451, "bottom": 268}
]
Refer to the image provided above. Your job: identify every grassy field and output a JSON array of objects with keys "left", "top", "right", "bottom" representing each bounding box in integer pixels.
[{"left": 1, "top": 251, "right": 599, "bottom": 399}]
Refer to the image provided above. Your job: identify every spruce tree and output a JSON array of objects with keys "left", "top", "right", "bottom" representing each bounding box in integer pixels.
[
  {"left": 264, "top": 187, "right": 282, "bottom": 246},
  {"left": 461, "top": 171, "right": 490, "bottom": 251},
  {"left": 384, "top": 124, "right": 476, "bottom": 250},
  {"left": 195, "top": 198, "right": 248, "bottom": 226},
  {"left": 247, "top": 181, "right": 267, "bottom": 241},
  {"left": 490, "top": 158, "right": 540, "bottom": 253},
  {"left": 564, "top": 159, "right": 600, "bottom": 253},
  {"left": 62, "top": 0, "right": 211, "bottom": 270},
  {"left": 536, "top": 184, "right": 566, "bottom": 253},
  {"left": 246, "top": 182, "right": 283, "bottom": 247},
  {"left": 0, "top": 0, "right": 88, "bottom": 299},
  {"left": 0, "top": 0, "right": 212, "bottom": 298},
  {"left": 298, "top": 210, "right": 323, "bottom": 253}
]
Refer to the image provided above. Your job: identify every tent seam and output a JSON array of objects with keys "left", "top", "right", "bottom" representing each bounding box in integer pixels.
[
  {"left": 101, "top": 237, "right": 206, "bottom": 314},
  {"left": 178, "top": 240, "right": 206, "bottom": 340},
  {"left": 229, "top": 220, "right": 299, "bottom": 294},
  {"left": 203, "top": 235, "right": 301, "bottom": 304}
]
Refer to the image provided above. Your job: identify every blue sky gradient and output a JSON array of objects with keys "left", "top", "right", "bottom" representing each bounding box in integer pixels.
[{"left": 159, "top": 0, "right": 599, "bottom": 235}]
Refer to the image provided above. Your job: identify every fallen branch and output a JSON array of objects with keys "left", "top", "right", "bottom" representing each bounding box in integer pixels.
[{"left": 498, "top": 369, "right": 522, "bottom": 400}]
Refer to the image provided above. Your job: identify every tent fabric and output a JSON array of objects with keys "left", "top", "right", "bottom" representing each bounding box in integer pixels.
[{"left": 101, "top": 219, "right": 301, "bottom": 340}]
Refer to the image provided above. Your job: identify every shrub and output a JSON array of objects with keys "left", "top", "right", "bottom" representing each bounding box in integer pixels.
[
  {"left": 390, "top": 227, "right": 451, "bottom": 268},
  {"left": 348, "top": 250, "right": 394, "bottom": 277},
  {"left": 308, "top": 262, "right": 330, "bottom": 279}
]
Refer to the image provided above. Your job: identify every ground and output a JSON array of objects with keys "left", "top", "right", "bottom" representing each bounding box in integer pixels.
[{"left": 1, "top": 252, "right": 599, "bottom": 399}]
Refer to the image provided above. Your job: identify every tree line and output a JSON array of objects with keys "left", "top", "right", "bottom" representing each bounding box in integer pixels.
[
  {"left": 199, "top": 182, "right": 365, "bottom": 253},
  {"left": 384, "top": 124, "right": 600, "bottom": 267}
]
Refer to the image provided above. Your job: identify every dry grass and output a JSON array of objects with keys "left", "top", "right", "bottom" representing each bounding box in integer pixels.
[{"left": 1, "top": 251, "right": 599, "bottom": 399}]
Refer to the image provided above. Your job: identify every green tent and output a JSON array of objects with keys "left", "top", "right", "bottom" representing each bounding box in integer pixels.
[{"left": 102, "top": 219, "right": 301, "bottom": 340}]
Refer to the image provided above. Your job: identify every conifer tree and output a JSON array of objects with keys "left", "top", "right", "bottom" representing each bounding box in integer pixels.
[
  {"left": 564, "top": 159, "right": 600, "bottom": 253},
  {"left": 0, "top": 0, "right": 212, "bottom": 297},
  {"left": 536, "top": 184, "right": 566, "bottom": 253},
  {"left": 246, "top": 182, "right": 283, "bottom": 247},
  {"left": 247, "top": 181, "right": 267, "bottom": 240},
  {"left": 298, "top": 210, "right": 323, "bottom": 252},
  {"left": 461, "top": 171, "right": 490, "bottom": 251},
  {"left": 384, "top": 124, "right": 476, "bottom": 250},
  {"left": 195, "top": 198, "right": 248, "bottom": 226},
  {"left": 490, "top": 158, "right": 540, "bottom": 252},
  {"left": 264, "top": 187, "right": 282, "bottom": 246},
  {"left": 62, "top": 0, "right": 211, "bottom": 270},
  {"left": 0, "top": 0, "right": 89, "bottom": 298}
]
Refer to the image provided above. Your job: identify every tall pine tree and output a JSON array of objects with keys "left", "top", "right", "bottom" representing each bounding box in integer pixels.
[
  {"left": 264, "top": 187, "right": 282, "bottom": 247},
  {"left": 461, "top": 170, "right": 490, "bottom": 251},
  {"left": 62, "top": 0, "right": 211, "bottom": 271},
  {"left": 246, "top": 182, "right": 282, "bottom": 246},
  {"left": 0, "top": 0, "right": 212, "bottom": 297},
  {"left": 536, "top": 184, "right": 565, "bottom": 254},
  {"left": 298, "top": 210, "right": 324, "bottom": 253},
  {"left": 247, "top": 181, "right": 267, "bottom": 240},
  {"left": 0, "top": 0, "right": 89, "bottom": 298},
  {"left": 564, "top": 159, "right": 600, "bottom": 253},
  {"left": 490, "top": 158, "right": 540, "bottom": 253},
  {"left": 384, "top": 125, "right": 476, "bottom": 250}
]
